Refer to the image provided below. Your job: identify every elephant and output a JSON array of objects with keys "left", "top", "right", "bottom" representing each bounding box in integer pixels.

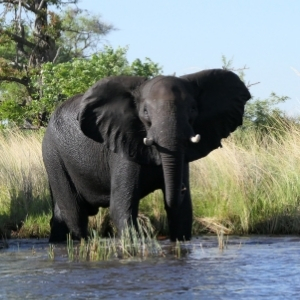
[{"left": 42, "top": 68, "right": 251, "bottom": 243}]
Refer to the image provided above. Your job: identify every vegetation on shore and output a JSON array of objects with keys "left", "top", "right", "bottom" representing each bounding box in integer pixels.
[{"left": 1, "top": 118, "right": 300, "bottom": 240}]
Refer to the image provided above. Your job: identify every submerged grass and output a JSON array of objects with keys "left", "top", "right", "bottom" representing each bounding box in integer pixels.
[
  {"left": 2, "top": 119, "right": 300, "bottom": 240},
  {"left": 59, "top": 220, "right": 164, "bottom": 262}
]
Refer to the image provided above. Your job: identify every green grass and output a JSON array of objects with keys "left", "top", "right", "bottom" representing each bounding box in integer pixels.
[
  {"left": 2, "top": 121, "right": 300, "bottom": 240},
  {"left": 15, "top": 213, "right": 51, "bottom": 238}
]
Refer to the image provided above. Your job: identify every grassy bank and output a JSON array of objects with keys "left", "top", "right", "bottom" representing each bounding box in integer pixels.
[{"left": 1, "top": 123, "right": 300, "bottom": 239}]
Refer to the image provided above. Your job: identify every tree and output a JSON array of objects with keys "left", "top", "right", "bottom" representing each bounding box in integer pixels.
[
  {"left": 0, "top": 0, "right": 114, "bottom": 126},
  {"left": 242, "top": 92, "right": 290, "bottom": 131},
  {"left": 29, "top": 46, "right": 162, "bottom": 125},
  {"left": 57, "top": 7, "right": 114, "bottom": 61}
]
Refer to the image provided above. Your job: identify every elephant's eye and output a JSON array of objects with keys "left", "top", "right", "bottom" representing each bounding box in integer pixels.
[
  {"left": 189, "top": 105, "right": 197, "bottom": 125},
  {"left": 142, "top": 107, "right": 151, "bottom": 126},
  {"left": 190, "top": 105, "right": 198, "bottom": 117},
  {"left": 144, "top": 108, "right": 149, "bottom": 119}
]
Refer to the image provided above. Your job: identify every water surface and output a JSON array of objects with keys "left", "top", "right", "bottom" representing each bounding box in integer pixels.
[{"left": 1, "top": 236, "right": 300, "bottom": 299}]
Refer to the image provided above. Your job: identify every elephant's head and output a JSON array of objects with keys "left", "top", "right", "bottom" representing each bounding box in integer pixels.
[{"left": 78, "top": 69, "right": 251, "bottom": 208}]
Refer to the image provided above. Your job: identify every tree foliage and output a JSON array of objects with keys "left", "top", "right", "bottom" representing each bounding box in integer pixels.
[
  {"left": 242, "top": 92, "right": 290, "bottom": 130},
  {"left": 0, "top": 0, "right": 114, "bottom": 126},
  {"left": 57, "top": 7, "right": 114, "bottom": 61},
  {"left": 9, "top": 46, "right": 161, "bottom": 126}
]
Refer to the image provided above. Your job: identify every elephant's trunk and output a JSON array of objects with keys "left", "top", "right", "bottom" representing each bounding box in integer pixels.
[{"left": 160, "top": 150, "right": 184, "bottom": 209}]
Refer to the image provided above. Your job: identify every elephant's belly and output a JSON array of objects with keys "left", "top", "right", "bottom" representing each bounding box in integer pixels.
[
  {"left": 86, "top": 195, "right": 111, "bottom": 213},
  {"left": 81, "top": 194, "right": 110, "bottom": 217},
  {"left": 83, "top": 190, "right": 111, "bottom": 207},
  {"left": 77, "top": 178, "right": 111, "bottom": 206},
  {"left": 70, "top": 168, "right": 111, "bottom": 208}
]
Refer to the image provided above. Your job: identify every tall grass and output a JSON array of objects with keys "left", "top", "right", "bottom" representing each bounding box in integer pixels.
[
  {"left": 2, "top": 120, "right": 300, "bottom": 238},
  {"left": 0, "top": 129, "right": 51, "bottom": 237},
  {"left": 188, "top": 124, "right": 300, "bottom": 234}
]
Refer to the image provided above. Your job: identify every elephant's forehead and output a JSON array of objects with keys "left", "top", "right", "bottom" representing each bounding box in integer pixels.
[{"left": 143, "top": 77, "right": 187, "bottom": 100}]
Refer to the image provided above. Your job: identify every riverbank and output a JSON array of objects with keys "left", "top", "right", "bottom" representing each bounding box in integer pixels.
[{"left": 1, "top": 123, "right": 300, "bottom": 239}]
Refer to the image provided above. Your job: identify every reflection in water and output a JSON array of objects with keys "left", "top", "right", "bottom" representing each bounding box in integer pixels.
[{"left": 1, "top": 236, "right": 300, "bottom": 299}]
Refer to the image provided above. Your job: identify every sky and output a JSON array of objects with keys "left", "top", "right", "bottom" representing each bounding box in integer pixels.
[{"left": 76, "top": 0, "right": 299, "bottom": 114}]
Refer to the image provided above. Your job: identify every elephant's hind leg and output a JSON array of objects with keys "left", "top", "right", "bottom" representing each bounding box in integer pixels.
[
  {"left": 49, "top": 201, "right": 69, "bottom": 243},
  {"left": 47, "top": 164, "right": 89, "bottom": 243}
]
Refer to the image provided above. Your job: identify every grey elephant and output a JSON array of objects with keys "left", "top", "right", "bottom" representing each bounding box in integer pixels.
[{"left": 42, "top": 69, "right": 251, "bottom": 242}]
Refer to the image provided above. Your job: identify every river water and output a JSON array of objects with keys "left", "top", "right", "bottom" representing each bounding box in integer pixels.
[{"left": 1, "top": 236, "right": 300, "bottom": 299}]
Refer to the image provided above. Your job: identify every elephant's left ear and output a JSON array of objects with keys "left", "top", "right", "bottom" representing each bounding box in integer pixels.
[
  {"left": 78, "top": 76, "right": 161, "bottom": 165},
  {"left": 181, "top": 69, "right": 251, "bottom": 162}
]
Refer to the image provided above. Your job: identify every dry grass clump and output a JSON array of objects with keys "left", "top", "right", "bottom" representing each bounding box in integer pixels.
[{"left": 194, "top": 217, "right": 233, "bottom": 235}]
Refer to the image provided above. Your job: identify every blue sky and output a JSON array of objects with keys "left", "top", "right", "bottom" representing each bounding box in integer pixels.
[{"left": 76, "top": 0, "right": 299, "bottom": 114}]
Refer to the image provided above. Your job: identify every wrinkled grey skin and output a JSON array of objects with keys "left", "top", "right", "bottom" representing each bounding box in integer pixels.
[{"left": 42, "top": 69, "right": 251, "bottom": 243}]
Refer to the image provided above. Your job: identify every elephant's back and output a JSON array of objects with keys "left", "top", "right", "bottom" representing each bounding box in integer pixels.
[
  {"left": 48, "top": 94, "right": 83, "bottom": 135},
  {"left": 43, "top": 94, "right": 88, "bottom": 155},
  {"left": 43, "top": 94, "right": 111, "bottom": 190}
]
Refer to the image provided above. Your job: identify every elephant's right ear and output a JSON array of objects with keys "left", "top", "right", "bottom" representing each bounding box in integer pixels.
[
  {"left": 181, "top": 69, "right": 251, "bottom": 161},
  {"left": 78, "top": 76, "right": 161, "bottom": 165}
]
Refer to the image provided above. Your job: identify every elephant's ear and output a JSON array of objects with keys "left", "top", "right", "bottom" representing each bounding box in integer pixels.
[
  {"left": 181, "top": 69, "right": 251, "bottom": 162},
  {"left": 78, "top": 76, "right": 161, "bottom": 165}
]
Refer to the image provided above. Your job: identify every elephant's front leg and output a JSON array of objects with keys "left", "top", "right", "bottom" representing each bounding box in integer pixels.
[
  {"left": 110, "top": 157, "right": 141, "bottom": 236},
  {"left": 164, "top": 164, "right": 193, "bottom": 241}
]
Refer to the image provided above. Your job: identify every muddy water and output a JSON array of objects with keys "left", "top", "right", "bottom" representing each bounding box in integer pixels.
[{"left": 1, "top": 236, "right": 300, "bottom": 299}]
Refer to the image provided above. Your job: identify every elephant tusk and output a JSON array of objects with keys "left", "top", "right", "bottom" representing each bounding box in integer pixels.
[
  {"left": 143, "top": 138, "right": 153, "bottom": 146},
  {"left": 190, "top": 134, "right": 201, "bottom": 143}
]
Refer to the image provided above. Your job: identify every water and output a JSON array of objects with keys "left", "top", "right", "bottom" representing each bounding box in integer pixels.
[{"left": 1, "top": 236, "right": 300, "bottom": 299}]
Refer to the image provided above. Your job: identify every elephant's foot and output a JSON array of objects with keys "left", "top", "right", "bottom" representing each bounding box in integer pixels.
[
  {"left": 169, "top": 231, "right": 192, "bottom": 242},
  {"left": 49, "top": 218, "right": 89, "bottom": 243},
  {"left": 49, "top": 217, "right": 69, "bottom": 243},
  {"left": 167, "top": 212, "right": 192, "bottom": 242}
]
